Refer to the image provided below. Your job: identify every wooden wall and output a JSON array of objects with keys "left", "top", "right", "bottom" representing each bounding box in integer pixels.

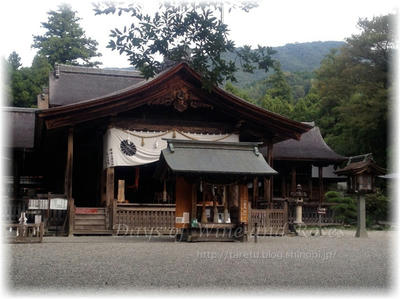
[{"left": 175, "top": 176, "right": 192, "bottom": 228}]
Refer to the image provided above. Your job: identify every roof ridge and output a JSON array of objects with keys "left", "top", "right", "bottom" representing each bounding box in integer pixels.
[{"left": 54, "top": 64, "right": 143, "bottom": 78}]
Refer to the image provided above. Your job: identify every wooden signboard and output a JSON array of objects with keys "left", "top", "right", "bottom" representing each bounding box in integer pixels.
[
  {"left": 49, "top": 198, "right": 68, "bottom": 210},
  {"left": 239, "top": 184, "right": 249, "bottom": 223},
  {"left": 28, "top": 199, "right": 49, "bottom": 210}
]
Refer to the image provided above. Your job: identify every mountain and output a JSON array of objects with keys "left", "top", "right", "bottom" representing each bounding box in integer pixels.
[{"left": 229, "top": 41, "right": 345, "bottom": 88}]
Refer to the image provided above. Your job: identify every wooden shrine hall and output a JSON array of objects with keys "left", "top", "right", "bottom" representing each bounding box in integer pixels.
[
  {"left": 31, "top": 62, "right": 312, "bottom": 238},
  {"left": 270, "top": 122, "right": 347, "bottom": 205}
]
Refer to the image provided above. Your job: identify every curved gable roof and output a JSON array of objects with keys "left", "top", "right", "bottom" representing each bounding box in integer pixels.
[
  {"left": 272, "top": 122, "right": 347, "bottom": 163},
  {"left": 39, "top": 62, "right": 311, "bottom": 141}
]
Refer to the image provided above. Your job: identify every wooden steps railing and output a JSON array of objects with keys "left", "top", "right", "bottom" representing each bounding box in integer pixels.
[
  {"left": 72, "top": 207, "right": 112, "bottom": 235},
  {"left": 114, "top": 204, "right": 176, "bottom": 235}
]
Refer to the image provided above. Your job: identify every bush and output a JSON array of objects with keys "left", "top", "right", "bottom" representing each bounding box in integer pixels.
[
  {"left": 365, "top": 190, "right": 390, "bottom": 225},
  {"left": 325, "top": 190, "right": 391, "bottom": 227},
  {"left": 325, "top": 191, "right": 357, "bottom": 225}
]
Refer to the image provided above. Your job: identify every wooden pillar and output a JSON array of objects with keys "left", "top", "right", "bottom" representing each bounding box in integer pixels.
[
  {"left": 64, "top": 128, "right": 74, "bottom": 199},
  {"left": 281, "top": 175, "right": 287, "bottom": 198},
  {"left": 64, "top": 128, "right": 74, "bottom": 236},
  {"left": 264, "top": 140, "right": 273, "bottom": 208},
  {"left": 106, "top": 167, "right": 115, "bottom": 207},
  {"left": 68, "top": 198, "right": 75, "bottom": 235},
  {"left": 201, "top": 185, "right": 207, "bottom": 223},
  {"left": 191, "top": 183, "right": 197, "bottom": 221},
  {"left": 291, "top": 166, "right": 297, "bottom": 193},
  {"left": 268, "top": 143, "right": 274, "bottom": 203},
  {"left": 252, "top": 177, "right": 258, "bottom": 208},
  {"left": 309, "top": 176, "right": 313, "bottom": 201},
  {"left": 318, "top": 166, "right": 323, "bottom": 204},
  {"left": 13, "top": 151, "right": 20, "bottom": 200},
  {"left": 117, "top": 180, "right": 125, "bottom": 203},
  {"left": 100, "top": 169, "right": 106, "bottom": 205},
  {"left": 223, "top": 186, "right": 229, "bottom": 223}
]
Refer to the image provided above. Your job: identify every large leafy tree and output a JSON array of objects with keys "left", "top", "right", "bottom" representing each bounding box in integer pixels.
[
  {"left": 33, "top": 4, "right": 102, "bottom": 67},
  {"left": 93, "top": 1, "right": 275, "bottom": 87},
  {"left": 314, "top": 14, "right": 394, "bottom": 166},
  {"left": 6, "top": 53, "right": 52, "bottom": 107}
]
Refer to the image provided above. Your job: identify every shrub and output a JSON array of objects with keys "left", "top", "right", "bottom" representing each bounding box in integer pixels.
[
  {"left": 325, "top": 191, "right": 357, "bottom": 224},
  {"left": 365, "top": 190, "right": 390, "bottom": 225}
]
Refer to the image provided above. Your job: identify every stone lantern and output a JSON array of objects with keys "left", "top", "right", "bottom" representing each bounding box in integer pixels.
[
  {"left": 290, "top": 184, "right": 307, "bottom": 224},
  {"left": 335, "top": 154, "right": 386, "bottom": 238}
]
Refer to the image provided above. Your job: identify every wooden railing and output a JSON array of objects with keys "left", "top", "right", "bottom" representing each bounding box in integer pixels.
[
  {"left": 250, "top": 207, "right": 288, "bottom": 236},
  {"left": 114, "top": 203, "right": 176, "bottom": 235},
  {"left": 6, "top": 223, "right": 44, "bottom": 243},
  {"left": 288, "top": 203, "right": 343, "bottom": 225}
]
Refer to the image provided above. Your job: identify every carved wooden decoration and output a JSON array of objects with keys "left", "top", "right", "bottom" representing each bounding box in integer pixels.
[{"left": 149, "top": 84, "right": 213, "bottom": 112}]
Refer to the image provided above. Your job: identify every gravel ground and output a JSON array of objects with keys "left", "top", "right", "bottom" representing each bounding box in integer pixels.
[{"left": 5, "top": 229, "right": 393, "bottom": 294}]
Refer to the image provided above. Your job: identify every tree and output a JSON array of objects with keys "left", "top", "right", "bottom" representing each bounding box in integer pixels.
[
  {"left": 224, "top": 81, "right": 255, "bottom": 104},
  {"left": 314, "top": 14, "right": 393, "bottom": 167},
  {"left": 291, "top": 91, "right": 320, "bottom": 122},
  {"left": 263, "top": 62, "right": 293, "bottom": 102},
  {"left": 33, "top": 4, "right": 102, "bottom": 67},
  {"left": 93, "top": 1, "right": 275, "bottom": 87},
  {"left": 8, "top": 51, "right": 22, "bottom": 71},
  {"left": 6, "top": 53, "right": 52, "bottom": 107},
  {"left": 260, "top": 94, "right": 293, "bottom": 118}
]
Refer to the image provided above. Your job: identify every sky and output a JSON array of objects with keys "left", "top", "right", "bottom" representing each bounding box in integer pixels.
[{"left": 0, "top": 0, "right": 398, "bottom": 68}]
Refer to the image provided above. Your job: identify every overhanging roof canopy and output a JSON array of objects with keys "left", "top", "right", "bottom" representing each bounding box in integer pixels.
[
  {"left": 38, "top": 62, "right": 311, "bottom": 142},
  {"left": 161, "top": 139, "right": 277, "bottom": 175},
  {"left": 335, "top": 159, "right": 386, "bottom": 176},
  {"left": 272, "top": 121, "right": 346, "bottom": 164},
  {"left": 3, "top": 107, "right": 37, "bottom": 149}
]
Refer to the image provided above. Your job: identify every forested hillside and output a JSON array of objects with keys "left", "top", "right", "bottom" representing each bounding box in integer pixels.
[
  {"left": 226, "top": 41, "right": 344, "bottom": 88},
  {"left": 225, "top": 15, "right": 392, "bottom": 167}
]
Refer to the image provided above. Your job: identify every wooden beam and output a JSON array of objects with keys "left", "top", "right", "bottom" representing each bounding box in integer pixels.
[
  {"left": 13, "top": 151, "right": 20, "bottom": 200},
  {"left": 267, "top": 142, "right": 274, "bottom": 204},
  {"left": 252, "top": 177, "right": 258, "bottom": 208},
  {"left": 281, "top": 175, "right": 287, "bottom": 198},
  {"left": 319, "top": 166, "right": 323, "bottom": 205},
  {"left": 64, "top": 128, "right": 74, "bottom": 199},
  {"left": 106, "top": 167, "right": 115, "bottom": 207},
  {"left": 264, "top": 140, "right": 273, "bottom": 207},
  {"left": 191, "top": 183, "right": 197, "bottom": 221},
  {"left": 117, "top": 180, "right": 125, "bottom": 203}
]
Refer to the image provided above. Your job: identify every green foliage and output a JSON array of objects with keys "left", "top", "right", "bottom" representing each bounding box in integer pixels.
[
  {"left": 223, "top": 41, "right": 344, "bottom": 88},
  {"left": 365, "top": 190, "right": 390, "bottom": 225},
  {"left": 93, "top": 1, "right": 275, "bottom": 87},
  {"left": 8, "top": 51, "right": 22, "bottom": 71},
  {"left": 290, "top": 91, "right": 320, "bottom": 122},
  {"left": 260, "top": 94, "right": 292, "bottom": 117},
  {"left": 325, "top": 191, "right": 357, "bottom": 224},
  {"left": 314, "top": 14, "right": 393, "bottom": 167},
  {"left": 6, "top": 54, "right": 52, "bottom": 107},
  {"left": 325, "top": 190, "right": 391, "bottom": 227},
  {"left": 264, "top": 62, "right": 293, "bottom": 102},
  {"left": 33, "top": 4, "right": 102, "bottom": 67},
  {"left": 224, "top": 82, "right": 254, "bottom": 104}
]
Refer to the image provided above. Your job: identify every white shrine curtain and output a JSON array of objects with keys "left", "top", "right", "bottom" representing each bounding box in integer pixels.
[{"left": 103, "top": 128, "right": 239, "bottom": 169}]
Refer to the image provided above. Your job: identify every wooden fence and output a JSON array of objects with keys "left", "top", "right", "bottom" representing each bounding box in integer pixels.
[
  {"left": 6, "top": 223, "right": 44, "bottom": 243},
  {"left": 113, "top": 204, "right": 176, "bottom": 235},
  {"left": 288, "top": 203, "right": 342, "bottom": 225},
  {"left": 250, "top": 207, "right": 288, "bottom": 236}
]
